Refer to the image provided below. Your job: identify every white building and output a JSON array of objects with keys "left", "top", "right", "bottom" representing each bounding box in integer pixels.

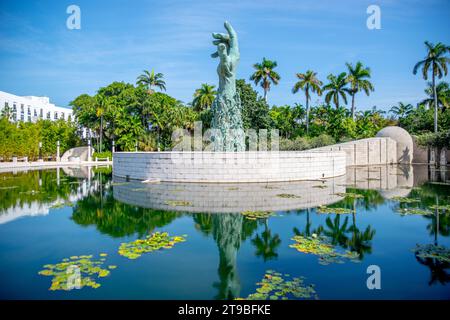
[{"left": 0, "top": 90, "right": 74, "bottom": 123}]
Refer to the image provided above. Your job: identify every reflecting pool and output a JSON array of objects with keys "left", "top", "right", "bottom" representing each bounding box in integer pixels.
[{"left": 0, "top": 165, "right": 449, "bottom": 299}]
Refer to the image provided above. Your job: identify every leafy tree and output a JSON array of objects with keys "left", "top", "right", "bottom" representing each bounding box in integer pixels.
[
  {"left": 192, "top": 83, "right": 217, "bottom": 112},
  {"left": 292, "top": 70, "right": 323, "bottom": 134},
  {"left": 413, "top": 41, "right": 450, "bottom": 132},
  {"left": 249, "top": 58, "right": 281, "bottom": 102},
  {"left": 236, "top": 79, "right": 271, "bottom": 130},
  {"left": 323, "top": 72, "right": 350, "bottom": 109},
  {"left": 346, "top": 62, "right": 374, "bottom": 119},
  {"left": 136, "top": 69, "right": 166, "bottom": 93}
]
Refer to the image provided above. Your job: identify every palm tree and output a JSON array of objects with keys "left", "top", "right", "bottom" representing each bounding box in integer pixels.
[
  {"left": 323, "top": 72, "right": 350, "bottom": 109},
  {"left": 292, "top": 70, "right": 323, "bottom": 134},
  {"left": 95, "top": 95, "right": 110, "bottom": 153},
  {"left": 389, "top": 102, "right": 413, "bottom": 119},
  {"left": 249, "top": 58, "right": 281, "bottom": 102},
  {"left": 346, "top": 62, "right": 374, "bottom": 120},
  {"left": 192, "top": 84, "right": 217, "bottom": 112},
  {"left": 413, "top": 41, "right": 450, "bottom": 133},
  {"left": 420, "top": 81, "right": 450, "bottom": 110},
  {"left": 136, "top": 69, "right": 166, "bottom": 94}
]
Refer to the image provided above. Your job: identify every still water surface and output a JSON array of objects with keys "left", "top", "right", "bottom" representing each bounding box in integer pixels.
[{"left": 0, "top": 165, "right": 449, "bottom": 299}]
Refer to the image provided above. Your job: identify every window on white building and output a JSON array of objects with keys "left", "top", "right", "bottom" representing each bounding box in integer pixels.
[
  {"left": 27, "top": 106, "right": 31, "bottom": 115},
  {"left": 40, "top": 109, "right": 43, "bottom": 117},
  {"left": 20, "top": 114, "right": 24, "bottom": 121},
  {"left": 12, "top": 113, "right": 16, "bottom": 121},
  {"left": 13, "top": 103, "right": 17, "bottom": 112},
  {"left": 47, "top": 112, "right": 51, "bottom": 119},
  {"left": 27, "top": 115, "right": 31, "bottom": 122},
  {"left": 21, "top": 104, "right": 24, "bottom": 113},
  {"left": 34, "top": 109, "right": 37, "bottom": 117},
  {"left": 54, "top": 112, "right": 58, "bottom": 120},
  {"left": 60, "top": 112, "right": 65, "bottom": 120},
  {"left": 68, "top": 115, "right": 72, "bottom": 122}
]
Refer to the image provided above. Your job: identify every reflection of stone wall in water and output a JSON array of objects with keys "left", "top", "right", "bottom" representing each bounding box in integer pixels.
[
  {"left": 345, "top": 165, "right": 423, "bottom": 199},
  {"left": 112, "top": 175, "right": 346, "bottom": 213}
]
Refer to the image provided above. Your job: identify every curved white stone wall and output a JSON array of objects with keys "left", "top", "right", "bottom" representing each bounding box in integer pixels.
[{"left": 113, "top": 151, "right": 346, "bottom": 183}]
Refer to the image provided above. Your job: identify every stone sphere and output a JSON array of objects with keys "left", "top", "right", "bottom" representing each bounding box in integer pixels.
[{"left": 376, "top": 126, "right": 414, "bottom": 164}]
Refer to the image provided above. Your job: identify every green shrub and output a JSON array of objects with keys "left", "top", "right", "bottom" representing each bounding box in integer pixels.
[
  {"left": 280, "top": 134, "right": 335, "bottom": 151},
  {"left": 93, "top": 151, "right": 112, "bottom": 160},
  {"left": 415, "top": 130, "right": 450, "bottom": 149},
  {"left": 309, "top": 134, "right": 336, "bottom": 148}
]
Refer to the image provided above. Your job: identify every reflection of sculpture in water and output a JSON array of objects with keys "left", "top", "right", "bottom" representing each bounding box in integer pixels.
[
  {"left": 210, "top": 21, "right": 245, "bottom": 151},
  {"left": 194, "top": 213, "right": 257, "bottom": 299}
]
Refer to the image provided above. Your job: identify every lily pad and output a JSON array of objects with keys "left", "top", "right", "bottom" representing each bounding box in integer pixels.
[
  {"left": 237, "top": 270, "right": 318, "bottom": 300},
  {"left": 165, "top": 200, "right": 192, "bottom": 207},
  {"left": 38, "top": 254, "right": 113, "bottom": 291},
  {"left": 118, "top": 232, "right": 186, "bottom": 260},
  {"left": 276, "top": 193, "right": 301, "bottom": 199},
  {"left": 335, "top": 192, "right": 364, "bottom": 199},
  {"left": 0, "top": 186, "right": 19, "bottom": 190},
  {"left": 391, "top": 197, "right": 420, "bottom": 203},
  {"left": 313, "top": 185, "right": 328, "bottom": 189},
  {"left": 316, "top": 206, "right": 353, "bottom": 214},
  {"left": 412, "top": 244, "right": 450, "bottom": 263},
  {"left": 241, "top": 211, "right": 274, "bottom": 220},
  {"left": 396, "top": 208, "right": 433, "bottom": 216},
  {"left": 429, "top": 204, "right": 450, "bottom": 211},
  {"left": 290, "top": 235, "right": 360, "bottom": 265}
]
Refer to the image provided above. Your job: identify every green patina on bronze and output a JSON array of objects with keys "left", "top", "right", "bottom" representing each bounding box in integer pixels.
[{"left": 210, "top": 21, "right": 245, "bottom": 151}]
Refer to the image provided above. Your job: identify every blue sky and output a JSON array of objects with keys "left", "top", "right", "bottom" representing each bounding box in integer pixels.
[{"left": 0, "top": 0, "right": 449, "bottom": 111}]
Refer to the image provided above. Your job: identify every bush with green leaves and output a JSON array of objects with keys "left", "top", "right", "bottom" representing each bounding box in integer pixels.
[
  {"left": 0, "top": 117, "right": 80, "bottom": 160},
  {"left": 415, "top": 130, "right": 450, "bottom": 148},
  {"left": 93, "top": 151, "right": 112, "bottom": 160}
]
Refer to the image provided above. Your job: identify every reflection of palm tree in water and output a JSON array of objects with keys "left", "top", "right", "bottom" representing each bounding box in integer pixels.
[
  {"left": 415, "top": 194, "right": 450, "bottom": 285},
  {"left": 294, "top": 199, "right": 376, "bottom": 259},
  {"left": 193, "top": 213, "right": 257, "bottom": 300},
  {"left": 347, "top": 199, "right": 376, "bottom": 259},
  {"left": 293, "top": 208, "right": 324, "bottom": 237},
  {"left": 251, "top": 219, "right": 281, "bottom": 262}
]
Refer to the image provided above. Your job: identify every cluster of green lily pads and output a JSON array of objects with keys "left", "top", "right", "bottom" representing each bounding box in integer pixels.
[
  {"left": 38, "top": 254, "right": 115, "bottom": 291},
  {"left": 165, "top": 200, "right": 192, "bottom": 207},
  {"left": 412, "top": 244, "right": 450, "bottom": 263},
  {"left": 316, "top": 206, "right": 353, "bottom": 214},
  {"left": 276, "top": 193, "right": 301, "bottom": 199},
  {"left": 429, "top": 204, "right": 450, "bottom": 211},
  {"left": 237, "top": 270, "right": 318, "bottom": 300},
  {"left": 118, "top": 232, "right": 187, "bottom": 259},
  {"left": 290, "top": 235, "right": 360, "bottom": 265},
  {"left": 241, "top": 211, "right": 275, "bottom": 220},
  {"left": 335, "top": 192, "right": 364, "bottom": 199},
  {"left": 396, "top": 208, "right": 432, "bottom": 216},
  {"left": 391, "top": 197, "right": 420, "bottom": 203},
  {"left": 39, "top": 231, "right": 186, "bottom": 291}
]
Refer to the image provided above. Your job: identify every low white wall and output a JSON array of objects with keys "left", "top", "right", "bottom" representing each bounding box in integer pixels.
[
  {"left": 312, "top": 137, "right": 397, "bottom": 166},
  {"left": 113, "top": 151, "right": 346, "bottom": 183}
]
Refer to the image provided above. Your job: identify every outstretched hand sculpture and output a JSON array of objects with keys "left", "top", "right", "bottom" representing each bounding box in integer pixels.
[{"left": 210, "top": 21, "right": 245, "bottom": 151}]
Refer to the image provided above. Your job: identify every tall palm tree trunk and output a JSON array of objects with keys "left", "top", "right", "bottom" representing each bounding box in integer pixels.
[
  {"left": 351, "top": 93, "right": 356, "bottom": 120},
  {"left": 432, "top": 69, "right": 438, "bottom": 133},
  {"left": 100, "top": 115, "right": 103, "bottom": 153},
  {"left": 305, "top": 89, "right": 310, "bottom": 135}
]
